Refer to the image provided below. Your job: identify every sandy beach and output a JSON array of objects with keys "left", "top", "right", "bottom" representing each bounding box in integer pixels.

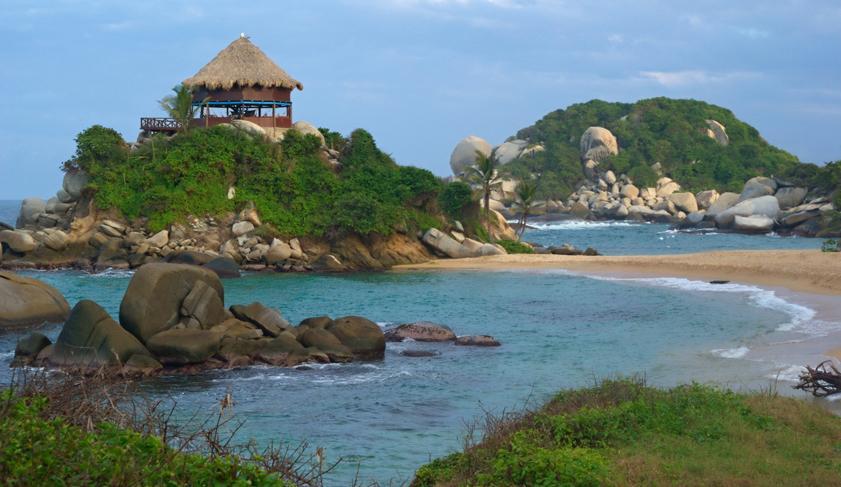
[{"left": 395, "top": 249, "right": 841, "bottom": 296}]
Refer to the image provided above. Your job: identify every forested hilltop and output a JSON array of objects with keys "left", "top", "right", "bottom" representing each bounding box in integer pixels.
[{"left": 506, "top": 98, "right": 801, "bottom": 198}]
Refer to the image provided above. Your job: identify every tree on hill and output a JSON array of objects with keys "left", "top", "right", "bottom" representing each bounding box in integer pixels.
[
  {"left": 159, "top": 84, "right": 200, "bottom": 134},
  {"left": 467, "top": 150, "right": 502, "bottom": 240},
  {"left": 505, "top": 97, "right": 800, "bottom": 197}
]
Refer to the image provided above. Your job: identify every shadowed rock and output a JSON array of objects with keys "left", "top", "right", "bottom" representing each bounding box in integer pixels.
[{"left": 0, "top": 271, "right": 70, "bottom": 329}]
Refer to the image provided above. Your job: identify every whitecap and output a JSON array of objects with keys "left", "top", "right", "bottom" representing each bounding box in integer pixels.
[
  {"left": 580, "top": 275, "right": 835, "bottom": 336},
  {"left": 528, "top": 220, "right": 640, "bottom": 231},
  {"left": 711, "top": 346, "right": 750, "bottom": 359},
  {"left": 767, "top": 364, "right": 805, "bottom": 382}
]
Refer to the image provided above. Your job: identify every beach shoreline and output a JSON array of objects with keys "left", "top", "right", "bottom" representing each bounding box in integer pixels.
[{"left": 395, "top": 249, "right": 841, "bottom": 364}]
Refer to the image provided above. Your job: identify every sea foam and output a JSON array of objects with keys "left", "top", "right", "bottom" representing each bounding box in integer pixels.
[{"left": 711, "top": 346, "right": 750, "bottom": 359}]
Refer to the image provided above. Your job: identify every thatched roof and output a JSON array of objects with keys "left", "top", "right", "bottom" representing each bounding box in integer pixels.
[{"left": 183, "top": 36, "right": 303, "bottom": 91}]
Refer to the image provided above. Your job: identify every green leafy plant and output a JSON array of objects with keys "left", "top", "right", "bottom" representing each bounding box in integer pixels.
[
  {"left": 822, "top": 239, "right": 840, "bottom": 252},
  {"left": 467, "top": 150, "right": 502, "bottom": 240},
  {"left": 496, "top": 239, "right": 534, "bottom": 254},
  {"left": 438, "top": 181, "right": 474, "bottom": 219},
  {"left": 159, "top": 84, "right": 202, "bottom": 134},
  {"left": 514, "top": 179, "right": 537, "bottom": 237}
]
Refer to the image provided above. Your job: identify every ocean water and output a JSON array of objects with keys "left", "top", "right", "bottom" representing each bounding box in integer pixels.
[
  {"left": 2, "top": 268, "right": 839, "bottom": 483},
  {"left": 0, "top": 198, "right": 835, "bottom": 482},
  {"left": 522, "top": 220, "right": 820, "bottom": 255}
]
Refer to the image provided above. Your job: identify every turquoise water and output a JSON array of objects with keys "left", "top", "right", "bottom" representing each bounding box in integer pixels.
[
  {"left": 1, "top": 268, "right": 835, "bottom": 483},
  {"left": 0, "top": 198, "right": 834, "bottom": 483}
]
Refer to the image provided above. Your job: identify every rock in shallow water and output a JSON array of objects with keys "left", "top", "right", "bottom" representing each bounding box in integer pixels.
[
  {"left": 455, "top": 335, "right": 501, "bottom": 347},
  {"left": 384, "top": 322, "right": 456, "bottom": 342}
]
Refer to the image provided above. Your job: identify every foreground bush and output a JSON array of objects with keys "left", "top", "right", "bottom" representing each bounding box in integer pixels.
[
  {"left": 413, "top": 379, "right": 841, "bottom": 486},
  {"left": 0, "top": 392, "right": 288, "bottom": 486}
]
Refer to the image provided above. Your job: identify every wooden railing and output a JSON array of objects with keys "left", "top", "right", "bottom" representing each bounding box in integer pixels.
[{"left": 140, "top": 117, "right": 181, "bottom": 132}]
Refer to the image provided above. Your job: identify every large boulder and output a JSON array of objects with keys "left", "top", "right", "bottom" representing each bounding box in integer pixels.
[
  {"left": 579, "top": 127, "right": 618, "bottom": 162},
  {"left": 668, "top": 192, "right": 699, "bottom": 213},
  {"left": 0, "top": 271, "right": 70, "bottom": 329},
  {"left": 656, "top": 181, "right": 680, "bottom": 198},
  {"left": 705, "top": 192, "right": 740, "bottom": 217},
  {"left": 695, "top": 190, "right": 719, "bottom": 210},
  {"left": 179, "top": 280, "right": 227, "bottom": 329},
  {"left": 146, "top": 328, "right": 222, "bottom": 365},
  {"left": 16, "top": 198, "right": 46, "bottom": 227},
  {"left": 327, "top": 316, "right": 386, "bottom": 359},
  {"left": 620, "top": 184, "right": 639, "bottom": 199},
  {"left": 739, "top": 177, "right": 778, "bottom": 201},
  {"left": 266, "top": 239, "right": 293, "bottom": 264},
  {"left": 714, "top": 195, "right": 780, "bottom": 228},
  {"left": 292, "top": 121, "right": 327, "bottom": 146},
  {"left": 297, "top": 328, "right": 352, "bottom": 362},
  {"left": 51, "top": 300, "right": 150, "bottom": 367},
  {"left": 0, "top": 230, "right": 37, "bottom": 253},
  {"left": 229, "top": 302, "right": 291, "bottom": 337},
  {"left": 422, "top": 228, "right": 467, "bottom": 258},
  {"left": 732, "top": 215, "right": 775, "bottom": 233},
  {"left": 62, "top": 170, "right": 89, "bottom": 199},
  {"left": 775, "top": 187, "right": 807, "bottom": 210},
  {"left": 13, "top": 332, "right": 52, "bottom": 364},
  {"left": 384, "top": 322, "right": 456, "bottom": 342},
  {"left": 119, "top": 263, "right": 224, "bottom": 343},
  {"left": 205, "top": 256, "right": 241, "bottom": 279},
  {"left": 493, "top": 140, "right": 528, "bottom": 165},
  {"left": 450, "top": 135, "right": 492, "bottom": 176},
  {"left": 704, "top": 120, "right": 729, "bottom": 146},
  {"left": 231, "top": 119, "right": 266, "bottom": 137}
]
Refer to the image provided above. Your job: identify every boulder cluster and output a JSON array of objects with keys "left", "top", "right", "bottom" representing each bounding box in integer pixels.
[
  {"left": 12, "top": 263, "right": 386, "bottom": 375},
  {"left": 449, "top": 124, "right": 837, "bottom": 237},
  {"left": 421, "top": 227, "right": 507, "bottom": 258}
]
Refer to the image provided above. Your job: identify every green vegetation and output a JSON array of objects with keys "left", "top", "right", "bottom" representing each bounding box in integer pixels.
[
  {"left": 822, "top": 239, "right": 840, "bottom": 252},
  {"left": 513, "top": 180, "right": 537, "bottom": 238},
  {"left": 413, "top": 379, "right": 841, "bottom": 486},
  {"left": 439, "top": 181, "right": 474, "bottom": 219},
  {"left": 506, "top": 98, "right": 801, "bottom": 199},
  {"left": 65, "top": 124, "right": 447, "bottom": 235},
  {"left": 466, "top": 150, "right": 502, "bottom": 239},
  {"left": 0, "top": 391, "right": 288, "bottom": 486},
  {"left": 159, "top": 84, "right": 201, "bottom": 134},
  {"left": 495, "top": 239, "right": 534, "bottom": 254}
]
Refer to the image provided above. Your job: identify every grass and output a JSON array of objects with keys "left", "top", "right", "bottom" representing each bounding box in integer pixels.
[
  {"left": 413, "top": 379, "right": 841, "bottom": 486},
  {"left": 495, "top": 239, "right": 534, "bottom": 254}
]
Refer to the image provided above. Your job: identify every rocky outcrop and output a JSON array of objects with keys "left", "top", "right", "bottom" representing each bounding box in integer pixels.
[
  {"left": 0, "top": 271, "right": 70, "bottom": 329},
  {"left": 714, "top": 195, "right": 780, "bottom": 228},
  {"left": 421, "top": 229, "right": 507, "bottom": 259},
  {"left": 580, "top": 127, "right": 618, "bottom": 163},
  {"left": 493, "top": 140, "right": 528, "bottom": 165},
  {"left": 119, "top": 263, "right": 225, "bottom": 343},
  {"left": 739, "top": 177, "right": 777, "bottom": 201},
  {"left": 50, "top": 300, "right": 150, "bottom": 367},
  {"left": 704, "top": 120, "right": 729, "bottom": 146},
  {"left": 450, "top": 135, "right": 492, "bottom": 177},
  {"left": 775, "top": 187, "right": 807, "bottom": 210},
  {"left": 14, "top": 262, "right": 389, "bottom": 375}
]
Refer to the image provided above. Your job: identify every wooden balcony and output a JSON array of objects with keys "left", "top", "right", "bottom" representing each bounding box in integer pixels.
[{"left": 140, "top": 117, "right": 180, "bottom": 133}]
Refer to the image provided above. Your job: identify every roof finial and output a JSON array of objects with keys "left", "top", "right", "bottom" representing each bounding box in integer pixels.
[{"left": 240, "top": 32, "right": 247, "bottom": 39}]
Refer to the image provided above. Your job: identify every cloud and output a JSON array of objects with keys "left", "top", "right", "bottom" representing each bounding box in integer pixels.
[{"left": 638, "top": 70, "right": 761, "bottom": 87}]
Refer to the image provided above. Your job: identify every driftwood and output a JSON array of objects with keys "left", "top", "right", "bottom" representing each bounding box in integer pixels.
[{"left": 795, "top": 361, "right": 841, "bottom": 397}]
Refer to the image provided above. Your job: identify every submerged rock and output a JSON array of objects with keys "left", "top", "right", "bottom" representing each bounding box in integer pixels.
[
  {"left": 385, "top": 322, "right": 456, "bottom": 342},
  {"left": 455, "top": 335, "right": 501, "bottom": 347}
]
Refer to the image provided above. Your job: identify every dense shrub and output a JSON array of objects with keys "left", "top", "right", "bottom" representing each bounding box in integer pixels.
[
  {"left": 496, "top": 239, "right": 534, "bottom": 254},
  {"left": 66, "top": 125, "right": 444, "bottom": 236},
  {"left": 0, "top": 392, "right": 288, "bottom": 486},
  {"left": 506, "top": 97, "right": 802, "bottom": 194},
  {"left": 438, "top": 181, "right": 474, "bottom": 218}
]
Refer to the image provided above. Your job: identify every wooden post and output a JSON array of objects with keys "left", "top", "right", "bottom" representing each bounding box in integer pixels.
[{"left": 272, "top": 104, "right": 276, "bottom": 130}]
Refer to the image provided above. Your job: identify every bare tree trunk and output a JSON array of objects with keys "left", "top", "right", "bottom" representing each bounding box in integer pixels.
[{"left": 484, "top": 186, "right": 492, "bottom": 242}]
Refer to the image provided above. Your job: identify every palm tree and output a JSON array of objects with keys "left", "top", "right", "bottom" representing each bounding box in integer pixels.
[
  {"left": 159, "top": 84, "right": 198, "bottom": 134},
  {"left": 466, "top": 150, "right": 502, "bottom": 240},
  {"left": 515, "top": 180, "right": 537, "bottom": 238}
]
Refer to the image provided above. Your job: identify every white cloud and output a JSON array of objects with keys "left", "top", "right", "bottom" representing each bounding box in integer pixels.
[{"left": 638, "top": 70, "right": 761, "bottom": 87}]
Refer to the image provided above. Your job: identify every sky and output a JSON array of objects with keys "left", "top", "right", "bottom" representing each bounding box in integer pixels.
[{"left": 1, "top": 0, "right": 840, "bottom": 199}]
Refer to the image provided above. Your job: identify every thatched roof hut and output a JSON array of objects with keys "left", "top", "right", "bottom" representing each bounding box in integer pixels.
[{"left": 183, "top": 36, "right": 303, "bottom": 91}]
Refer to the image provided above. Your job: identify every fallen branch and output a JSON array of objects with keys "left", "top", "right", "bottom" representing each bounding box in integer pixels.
[{"left": 795, "top": 360, "right": 841, "bottom": 397}]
